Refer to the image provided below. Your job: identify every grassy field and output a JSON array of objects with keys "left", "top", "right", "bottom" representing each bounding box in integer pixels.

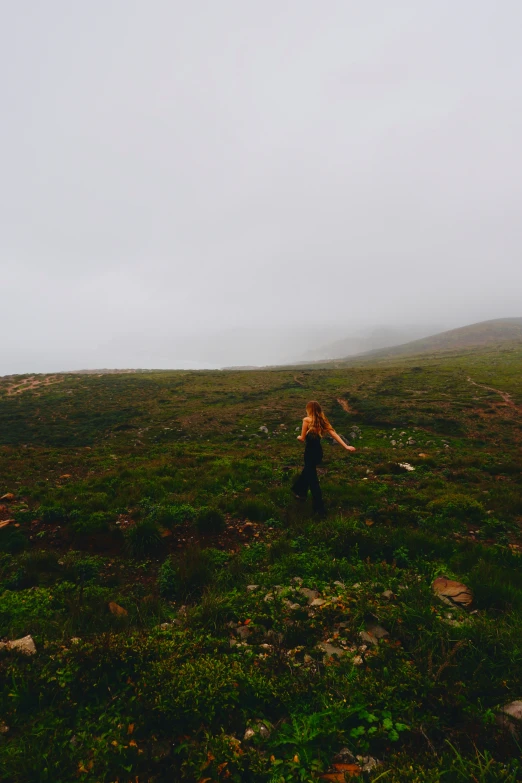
[{"left": 1, "top": 344, "right": 522, "bottom": 782}]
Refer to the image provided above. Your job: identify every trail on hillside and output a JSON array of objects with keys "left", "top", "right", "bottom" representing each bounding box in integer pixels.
[
  {"left": 466, "top": 376, "right": 519, "bottom": 411},
  {"left": 5, "top": 376, "right": 63, "bottom": 396}
]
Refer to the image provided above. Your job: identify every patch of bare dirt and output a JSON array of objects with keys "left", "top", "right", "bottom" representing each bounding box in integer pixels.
[
  {"left": 6, "top": 375, "right": 63, "bottom": 396},
  {"left": 337, "top": 398, "right": 352, "bottom": 413}
]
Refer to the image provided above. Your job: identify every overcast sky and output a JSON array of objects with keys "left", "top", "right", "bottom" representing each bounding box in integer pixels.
[{"left": 2, "top": 1, "right": 522, "bottom": 373}]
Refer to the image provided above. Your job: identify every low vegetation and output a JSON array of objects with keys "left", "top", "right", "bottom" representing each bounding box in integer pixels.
[{"left": 1, "top": 345, "right": 521, "bottom": 781}]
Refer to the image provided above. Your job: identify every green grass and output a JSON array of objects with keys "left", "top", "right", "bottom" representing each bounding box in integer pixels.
[{"left": 1, "top": 347, "right": 522, "bottom": 781}]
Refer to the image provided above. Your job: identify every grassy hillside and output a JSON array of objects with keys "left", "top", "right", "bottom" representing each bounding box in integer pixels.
[
  {"left": 1, "top": 348, "right": 522, "bottom": 782},
  {"left": 344, "top": 318, "right": 522, "bottom": 362}
]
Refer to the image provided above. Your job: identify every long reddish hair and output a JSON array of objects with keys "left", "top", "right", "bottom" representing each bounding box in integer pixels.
[{"left": 306, "top": 400, "right": 332, "bottom": 437}]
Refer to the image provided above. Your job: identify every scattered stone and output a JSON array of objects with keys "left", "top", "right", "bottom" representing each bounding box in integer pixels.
[
  {"left": 108, "top": 601, "right": 128, "bottom": 616},
  {"left": 418, "top": 453, "right": 429, "bottom": 458},
  {"left": 0, "top": 635, "right": 37, "bottom": 655},
  {"left": 235, "top": 625, "right": 251, "bottom": 640},
  {"left": 0, "top": 493, "right": 14, "bottom": 501},
  {"left": 398, "top": 462, "right": 415, "bottom": 471},
  {"left": 246, "top": 584, "right": 259, "bottom": 592},
  {"left": 0, "top": 520, "right": 13, "bottom": 529},
  {"left": 497, "top": 701, "right": 522, "bottom": 735},
  {"left": 291, "top": 576, "right": 303, "bottom": 585},
  {"left": 244, "top": 727, "right": 256, "bottom": 740},
  {"left": 259, "top": 426, "right": 269, "bottom": 433},
  {"left": 357, "top": 755, "right": 382, "bottom": 773},
  {"left": 258, "top": 722, "right": 270, "bottom": 739},
  {"left": 300, "top": 588, "right": 320, "bottom": 604},
  {"left": 360, "top": 622, "right": 389, "bottom": 645},
  {"left": 382, "top": 589, "right": 394, "bottom": 600},
  {"left": 333, "top": 580, "right": 345, "bottom": 588},
  {"left": 432, "top": 577, "right": 473, "bottom": 608},
  {"left": 310, "top": 598, "right": 327, "bottom": 607},
  {"left": 318, "top": 642, "right": 346, "bottom": 659},
  {"left": 0, "top": 721, "right": 9, "bottom": 734}
]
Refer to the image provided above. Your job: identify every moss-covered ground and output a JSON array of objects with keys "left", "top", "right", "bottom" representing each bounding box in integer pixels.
[{"left": 1, "top": 345, "right": 522, "bottom": 781}]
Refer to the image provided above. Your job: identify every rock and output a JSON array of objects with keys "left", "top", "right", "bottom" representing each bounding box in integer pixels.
[
  {"left": 359, "top": 622, "right": 389, "bottom": 645},
  {"left": 310, "top": 598, "right": 327, "bottom": 607},
  {"left": 398, "top": 462, "right": 415, "bottom": 471},
  {"left": 300, "top": 588, "right": 319, "bottom": 604},
  {"left": 244, "top": 727, "right": 256, "bottom": 740},
  {"left": 390, "top": 440, "right": 396, "bottom": 446},
  {"left": 318, "top": 642, "right": 346, "bottom": 659},
  {"left": 333, "top": 580, "right": 345, "bottom": 588},
  {"left": 59, "top": 474, "right": 72, "bottom": 479},
  {"left": 357, "top": 755, "right": 382, "bottom": 773},
  {"left": 0, "top": 493, "right": 14, "bottom": 501},
  {"left": 108, "top": 601, "right": 128, "bottom": 616},
  {"left": 235, "top": 625, "right": 251, "bottom": 640},
  {"left": 333, "top": 748, "right": 356, "bottom": 763},
  {"left": 0, "top": 520, "right": 13, "bottom": 529},
  {"left": 418, "top": 453, "right": 429, "bottom": 458},
  {"left": 246, "top": 584, "right": 259, "bottom": 592},
  {"left": 259, "top": 426, "right": 269, "bottom": 433},
  {"left": 0, "top": 634, "right": 36, "bottom": 655},
  {"left": 291, "top": 576, "right": 303, "bottom": 585},
  {"left": 382, "top": 589, "right": 394, "bottom": 600},
  {"left": 432, "top": 577, "right": 473, "bottom": 608},
  {"left": 497, "top": 701, "right": 522, "bottom": 735},
  {"left": 0, "top": 721, "right": 9, "bottom": 734},
  {"left": 258, "top": 722, "right": 270, "bottom": 739}
]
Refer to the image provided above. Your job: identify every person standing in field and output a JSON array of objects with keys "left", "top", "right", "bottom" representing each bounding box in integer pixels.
[{"left": 292, "top": 400, "right": 356, "bottom": 516}]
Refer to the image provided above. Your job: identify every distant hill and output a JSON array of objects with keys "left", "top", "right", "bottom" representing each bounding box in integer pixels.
[
  {"left": 347, "top": 318, "right": 522, "bottom": 361},
  {"left": 297, "top": 324, "right": 445, "bottom": 362}
]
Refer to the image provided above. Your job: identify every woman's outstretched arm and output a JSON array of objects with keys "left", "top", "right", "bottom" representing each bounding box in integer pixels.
[
  {"left": 329, "top": 428, "right": 356, "bottom": 452},
  {"left": 297, "top": 417, "right": 311, "bottom": 442}
]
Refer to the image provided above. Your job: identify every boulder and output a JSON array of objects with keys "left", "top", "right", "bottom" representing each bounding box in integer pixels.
[
  {"left": 300, "top": 588, "right": 319, "bottom": 604},
  {"left": 108, "top": 601, "right": 128, "bottom": 616},
  {"left": 497, "top": 700, "right": 522, "bottom": 735},
  {"left": 432, "top": 577, "right": 473, "bottom": 607},
  {"left": 0, "top": 635, "right": 36, "bottom": 655}
]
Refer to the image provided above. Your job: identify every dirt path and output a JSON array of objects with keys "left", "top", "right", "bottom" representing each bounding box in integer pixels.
[
  {"left": 466, "top": 376, "right": 519, "bottom": 410},
  {"left": 6, "top": 376, "right": 63, "bottom": 396},
  {"left": 337, "top": 398, "right": 352, "bottom": 413}
]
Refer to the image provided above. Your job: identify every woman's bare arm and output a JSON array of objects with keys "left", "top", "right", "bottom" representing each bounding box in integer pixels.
[
  {"left": 329, "top": 428, "right": 356, "bottom": 452},
  {"left": 297, "top": 417, "right": 311, "bottom": 442}
]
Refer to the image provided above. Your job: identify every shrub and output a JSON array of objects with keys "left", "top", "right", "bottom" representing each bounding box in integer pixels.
[
  {"left": 158, "top": 546, "right": 222, "bottom": 598},
  {"left": 427, "top": 495, "right": 486, "bottom": 523},
  {"left": 124, "top": 518, "right": 162, "bottom": 557},
  {"left": 70, "top": 511, "right": 112, "bottom": 536},
  {"left": 0, "top": 526, "right": 27, "bottom": 554},
  {"left": 146, "top": 503, "right": 196, "bottom": 527},
  {"left": 238, "top": 499, "right": 274, "bottom": 522},
  {"left": 196, "top": 507, "right": 225, "bottom": 534},
  {"left": 39, "top": 505, "right": 69, "bottom": 524}
]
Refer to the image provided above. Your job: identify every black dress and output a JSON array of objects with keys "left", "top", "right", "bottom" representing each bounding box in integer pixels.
[{"left": 292, "top": 431, "right": 325, "bottom": 513}]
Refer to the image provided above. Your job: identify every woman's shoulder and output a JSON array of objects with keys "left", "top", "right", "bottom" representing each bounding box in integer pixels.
[{"left": 303, "top": 416, "right": 312, "bottom": 422}]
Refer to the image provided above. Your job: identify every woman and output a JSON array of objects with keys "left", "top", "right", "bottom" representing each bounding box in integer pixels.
[{"left": 292, "top": 400, "right": 356, "bottom": 515}]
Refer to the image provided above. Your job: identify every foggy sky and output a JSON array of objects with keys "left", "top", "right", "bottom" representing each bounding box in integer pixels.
[{"left": 2, "top": 1, "right": 522, "bottom": 374}]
